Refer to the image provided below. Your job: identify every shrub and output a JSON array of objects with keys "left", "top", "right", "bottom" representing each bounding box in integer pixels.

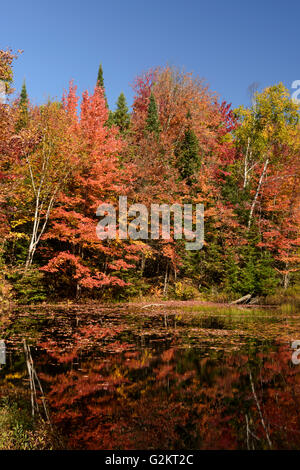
[
  {"left": 0, "top": 397, "right": 53, "bottom": 450},
  {"left": 170, "top": 281, "right": 199, "bottom": 300},
  {"left": 6, "top": 267, "right": 47, "bottom": 304}
]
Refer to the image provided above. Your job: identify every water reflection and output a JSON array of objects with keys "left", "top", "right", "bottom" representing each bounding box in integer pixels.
[{"left": 0, "top": 308, "right": 300, "bottom": 450}]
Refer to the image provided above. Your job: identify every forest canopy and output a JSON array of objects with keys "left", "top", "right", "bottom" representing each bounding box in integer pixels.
[{"left": 0, "top": 51, "right": 299, "bottom": 304}]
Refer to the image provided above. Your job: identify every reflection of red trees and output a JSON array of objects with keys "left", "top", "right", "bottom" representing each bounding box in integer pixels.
[
  {"left": 254, "top": 345, "right": 300, "bottom": 449},
  {"left": 36, "top": 335, "right": 300, "bottom": 450},
  {"left": 192, "top": 346, "right": 300, "bottom": 450}
]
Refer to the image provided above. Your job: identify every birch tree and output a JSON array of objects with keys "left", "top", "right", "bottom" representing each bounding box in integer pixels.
[
  {"left": 15, "top": 97, "right": 81, "bottom": 270},
  {"left": 234, "top": 84, "right": 299, "bottom": 229}
]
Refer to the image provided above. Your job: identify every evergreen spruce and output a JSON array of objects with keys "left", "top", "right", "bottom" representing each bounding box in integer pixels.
[
  {"left": 16, "top": 80, "right": 29, "bottom": 131},
  {"left": 97, "top": 63, "right": 104, "bottom": 88},
  {"left": 175, "top": 123, "right": 200, "bottom": 182},
  {"left": 256, "top": 252, "right": 278, "bottom": 295},
  {"left": 113, "top": 92, "right": 130, "bottom": 134},
  {"left": 224, "top": 250, "right": 240, "bottom": 293},
  {"left": 96, "top": 63, "right": 108, "bottom": 108},
  {"left": 238, "top": 229, "right": 278, "bottom": 296},
  {"left": 145, "top": 91, "right": 160, "bottom": 137},
  {"left": 106, "top": 110, "right": 115, "bottom": 128}
]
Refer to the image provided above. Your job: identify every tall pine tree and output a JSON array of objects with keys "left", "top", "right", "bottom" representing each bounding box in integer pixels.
[
  {"left": 113, "top": 92, "right": 130, "bottom": 134},
  {"left": 97, "top": 64, "right": 104, "bottom": 88},
  {"left": 145, "top": 91, "right": 160, "bottom": 137},
  {"left": 96, "top": 63, "right": 108, "bottom": 108},
  {"left": 16, "top": 80, "right": 29, "bottom": 131},
  {"left": 175, "top": 119, "right": 200, "bottom": 182}
]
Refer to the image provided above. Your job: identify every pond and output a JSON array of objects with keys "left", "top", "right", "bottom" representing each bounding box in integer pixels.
[{"left": 0, "top": 303, "right": 300, "bottom": 450}]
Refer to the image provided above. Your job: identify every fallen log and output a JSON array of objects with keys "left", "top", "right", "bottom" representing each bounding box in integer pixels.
[
  {"left": 248, "top": 296, "right": 260, "bottom": 305},
  {"left": 141, "top": 303, "right": 165, "bottom": 309},
  {"left": 230, "top": 294, "right": 252, "bottom": 305}
]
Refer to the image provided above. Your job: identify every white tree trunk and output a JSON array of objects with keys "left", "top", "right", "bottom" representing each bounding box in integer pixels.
[{"left": 248, "top": 158, "right": 269, "bottom": 229}]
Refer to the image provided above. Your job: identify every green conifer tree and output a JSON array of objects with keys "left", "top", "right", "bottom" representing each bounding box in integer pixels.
[
  {"left": 223, "top": 250, "right": 241, "bottom": 294},
  {"left": 237, "top": 229, "right": 278, "bottom": 296},
  {"left": 256, "top": 252, "right": 278, "bottom": 295},
  {"left": 113, "top": 92, "right": 130, "bottom": 134},
  {"left": 175, "top": 124, "right": 200, "bottom": 182},
  {"left": 97, "top": 64, "right": 104, "bottom": 88},
  {"left": 96, "top": 63, "right": 108, "bottom": 108},
  {"left": 16, "top": 80, "right": 28, "bottom": 131},
  {"left": 106, "top": 110, "right": 115, "bottom": 128},
  {"left": 145, "top": 91, "right": 160, "bottom": 137}
]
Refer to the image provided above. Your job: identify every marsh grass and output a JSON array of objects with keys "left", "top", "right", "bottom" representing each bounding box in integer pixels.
[
  {"left": 0, "top": 395, "right": 62, "bottom": 450},
  {"left": 177, "top": 304, "right": 269, "bottom": 316},
  {"left": 264, "top": 286, "right": 300, "bottom": 307},
  {"left": 163, "top": 303, "right": 296, "bottom": 343}
]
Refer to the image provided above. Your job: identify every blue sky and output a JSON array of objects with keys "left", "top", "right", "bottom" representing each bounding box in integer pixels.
[{"left": 1, "top": 0, "right": 300, "bottom": 110}]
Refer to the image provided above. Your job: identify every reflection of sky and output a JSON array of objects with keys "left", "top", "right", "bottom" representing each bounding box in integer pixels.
[{"left": 0, "top": 80, "right": 6, "bottom": 104}]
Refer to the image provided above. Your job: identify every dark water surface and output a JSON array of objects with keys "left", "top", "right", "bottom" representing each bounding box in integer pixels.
[{"left": 1, "top": 304, "right": 300, "bottom": 449}]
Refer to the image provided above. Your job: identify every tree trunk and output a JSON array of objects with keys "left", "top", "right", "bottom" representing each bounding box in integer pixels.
[
  {"left": 248, "top": 158, "right": 269, "bottom": 229},
  {"left": 283, "top": 269, "right": 290, "bottom": 290},
  {"left": 243, "top": 137, "right": 250, "bottom": 188},
  {"left": 230, "top": 293, "right": 252, "bottom": 305},
  {"left": 163, "top": 263, "right": 169, "bottom": 296}
]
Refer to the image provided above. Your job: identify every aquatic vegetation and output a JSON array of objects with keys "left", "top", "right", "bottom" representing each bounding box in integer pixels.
[{"left": 0, "top": 396, "right": 57, "bottom": 450}]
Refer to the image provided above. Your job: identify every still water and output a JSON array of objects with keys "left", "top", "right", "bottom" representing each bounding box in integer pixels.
[{"left": 1, "top": 304, "right": 300, "bottom": 449}]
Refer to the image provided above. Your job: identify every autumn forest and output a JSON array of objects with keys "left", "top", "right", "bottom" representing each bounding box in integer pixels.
[
  {"left": 1, "top": 38, "right": 300, "bottom": 453},
  {"left": 0, "top": 49, "right": 299, "bottom": 307}
]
